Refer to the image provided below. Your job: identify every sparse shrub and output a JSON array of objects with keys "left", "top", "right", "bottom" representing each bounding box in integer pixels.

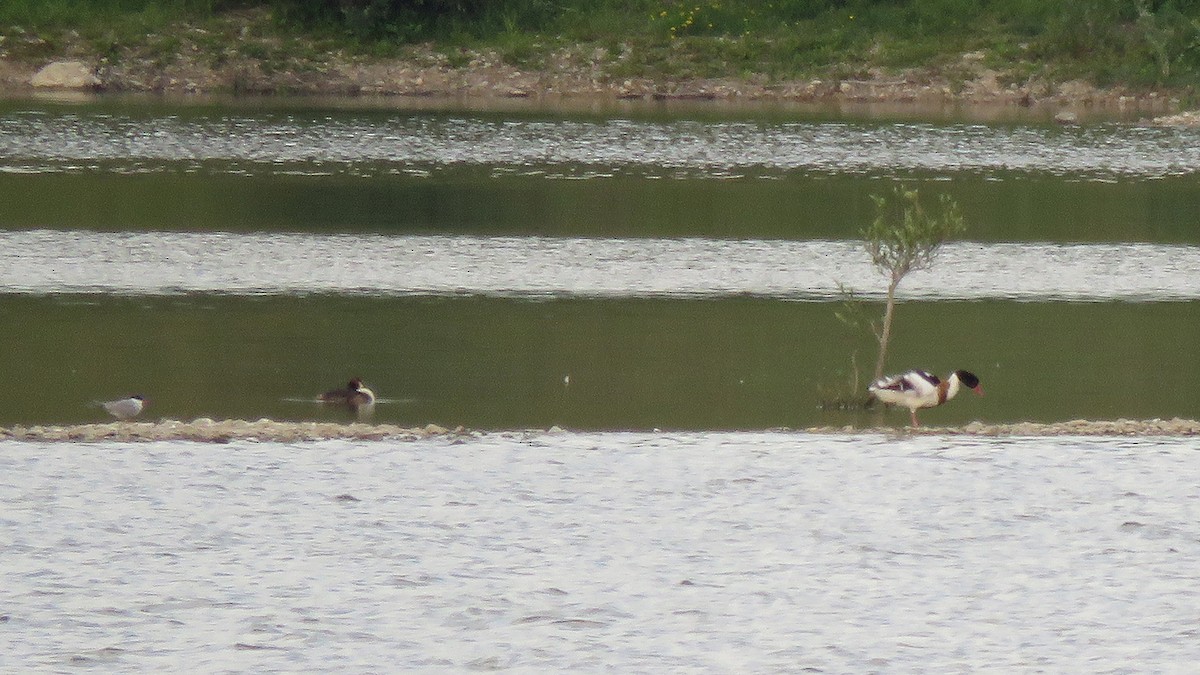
[{"left": 862, "top": 185, "right": 966, "bottom": 381}]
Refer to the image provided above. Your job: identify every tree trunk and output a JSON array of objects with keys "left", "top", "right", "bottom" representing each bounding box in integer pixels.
[{"left": 874, "top": 275, "right": 900, "bottom": 381}]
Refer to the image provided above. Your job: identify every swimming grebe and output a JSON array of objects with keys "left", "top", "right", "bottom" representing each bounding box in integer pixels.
[{"left": 319, "top": 379, "right": 376, "bottom": 408}]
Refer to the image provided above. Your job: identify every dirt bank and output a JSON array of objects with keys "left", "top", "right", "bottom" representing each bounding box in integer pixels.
[
  {"left": 0, "top": 9, "right": 1184, "bottom": 121},
  {"left": 3, "top": 418, "right": 1199, "bottom": 442},
  {"left": 7, "top": 50, "right": 1179, "bottom": 117}
]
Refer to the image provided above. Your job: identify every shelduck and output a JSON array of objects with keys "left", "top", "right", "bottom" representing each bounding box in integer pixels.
[{"left": 868, "top": 370, "right": 983, "bottom": 427}]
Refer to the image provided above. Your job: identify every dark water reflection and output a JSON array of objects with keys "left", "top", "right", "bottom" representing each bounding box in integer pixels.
[
  {"left": 4, "top": 294, "right": 1198, "bottom": 429},
  {"left": 8, "top": 169, "right": 1200, "bottom": 244}
]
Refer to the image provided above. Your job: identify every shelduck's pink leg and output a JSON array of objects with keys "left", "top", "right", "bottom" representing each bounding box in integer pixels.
[{"left": 910, "top": 409, "right": 920, "bottom": 427}]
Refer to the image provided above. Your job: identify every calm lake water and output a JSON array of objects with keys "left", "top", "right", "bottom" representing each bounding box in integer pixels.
[
  {"left": 6, "top": 432, "right": 1200, "bottom": 672},
  {"left": 3, "top": 293, "right": 1199, "bottom": 428}
]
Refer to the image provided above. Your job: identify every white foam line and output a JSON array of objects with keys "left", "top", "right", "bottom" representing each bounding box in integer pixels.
[{"left": 1, "top": 230, "right": 1198, "bottom": 301}]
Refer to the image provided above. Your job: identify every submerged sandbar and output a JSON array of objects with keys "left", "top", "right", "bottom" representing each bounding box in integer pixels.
[
  {"left": 2, "top": 418, "right": 1200, "bottom": 442},
  {"left": 811, "top": 418, "right": 1200, "bottom": 437},
  {"left": 0, "top": 418, "right": 460, "bottom": 443}
]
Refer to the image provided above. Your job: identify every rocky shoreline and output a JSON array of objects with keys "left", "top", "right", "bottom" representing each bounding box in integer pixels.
[
  {"left": 3, "top": 418, "right": 1200, "bottom": 442},
  {"left": 4, "top": 46, "right": 1190, "bottom": 122}
]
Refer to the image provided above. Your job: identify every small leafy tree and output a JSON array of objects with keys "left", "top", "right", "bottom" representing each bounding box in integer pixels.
[{"left": 864, "top": 185, "right": 966, "bottom": 381}]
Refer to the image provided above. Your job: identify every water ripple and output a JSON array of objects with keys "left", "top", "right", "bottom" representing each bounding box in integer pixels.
[
  {"left": 2, "top": 111, "right": 1199, "bottom": 178},
  {"left": 0, "top": 229, "right": 1196, "bottom": 301},
  {"left": 4, "top": 433, "right": 1200, "bottom": 671}
]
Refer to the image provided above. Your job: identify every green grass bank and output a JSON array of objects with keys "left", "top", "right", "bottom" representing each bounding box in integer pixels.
[{"left": 2, "top": 0, "right": 1199, "bottom": 110}]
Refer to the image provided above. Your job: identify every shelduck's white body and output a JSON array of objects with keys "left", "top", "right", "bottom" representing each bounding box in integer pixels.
[{"left": 868, "top": 370, "right": 983, "bottom": 427}]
